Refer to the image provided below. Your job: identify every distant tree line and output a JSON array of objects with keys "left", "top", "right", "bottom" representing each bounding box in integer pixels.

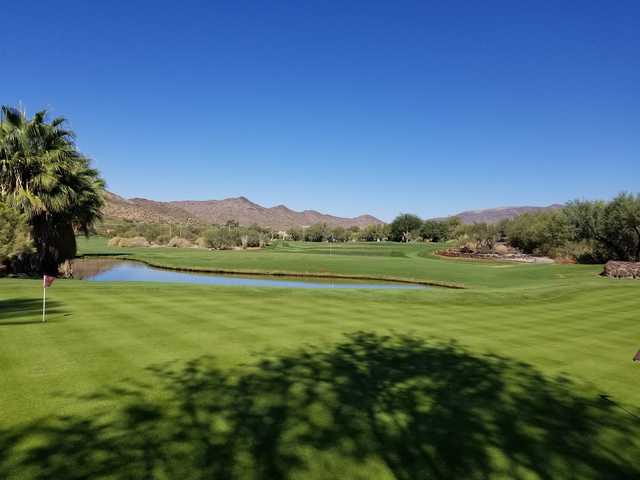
[
  {"left": 502, "top": 193, "right": 640, "bottom": 262},
  {"left": 384, "top": 193, "right": 640, "bottom": 263},
  {"left": 387, "top": 214, "right": 461, "bottom": 243},
  {"left": 103, "top": 220, "right": 273, "bottom": 250}
]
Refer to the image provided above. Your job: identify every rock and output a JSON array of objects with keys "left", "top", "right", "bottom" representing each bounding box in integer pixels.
[
  {"left": 439, "top": 248, "right": 554, "bottom": 264},
  {"left": 603, "top": 261, "right": 640, "bottom": 279}
]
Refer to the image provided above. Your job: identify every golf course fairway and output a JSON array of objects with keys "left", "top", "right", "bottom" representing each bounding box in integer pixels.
[{"left": 1, "top": 238, "right": 638, "bottom": 479}]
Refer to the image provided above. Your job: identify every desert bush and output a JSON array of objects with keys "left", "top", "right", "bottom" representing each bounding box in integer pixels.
[
  {"left": 167, "top": 237, "right": 194, "bottom": 248},
  {"left": 505, "top": 211, "right": 571, "bottom": 256},
  {"left": 457, "top": 223, "right": 500, "bottom": 252},
  {"left": 305, "top": 223, "right": 330, "bottom": 242},
  {"left": 202, "top": 227, "right": 240, "bottom": 249},
  {"left": 195, "top": 237, "right": 208, "bottom": 248},
  {"left": 108, "top": 236, "right": 150, "bottom": 248},
  {"left": 287, "top": 227, "right": 303, "bottom": 241},
  {"left": 550, "top": 240, "right": 606, "bottom": 264}
]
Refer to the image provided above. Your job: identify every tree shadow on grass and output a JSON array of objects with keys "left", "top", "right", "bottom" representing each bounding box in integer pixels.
[
  {"left": 0, "top": 298, "right": 63, "bottom": 325},
  {"left": 79, "top": 252, "right": 131, "bottom": 257},
  {"left": 0, "top": 332, "right": 638, "bottom": 479}
]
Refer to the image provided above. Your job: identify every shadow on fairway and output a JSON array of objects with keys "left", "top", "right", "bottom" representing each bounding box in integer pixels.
[
  {"left": 79, "top": 253, "right": 131, "bottom": 257},
  {"left": 0, "top": 298, "right": 63, "bottom": 325},
  {"left": 0, "top": 332, "right": 637, "bottom": 479}
]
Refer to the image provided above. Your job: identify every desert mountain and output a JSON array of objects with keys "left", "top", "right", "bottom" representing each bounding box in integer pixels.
[
  {"left": 103, "top": 192, "right": 194, "bottom": 224},
  {"left": 442, "top": 205, "right": 564, "bottom": 224},
  {"left": 103, "top": 192, "right": 384, "bottom": 229}
]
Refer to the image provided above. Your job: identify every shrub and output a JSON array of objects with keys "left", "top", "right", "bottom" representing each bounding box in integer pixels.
[
  {"left": 0, "top": 201, "right": 33, "bottom": 265},
  {"left": 108, "top": 236, "right": 150, "bottom": 248},
  {"left": 167, "top": 237, "right": 194, "bottom": 248},
  {"left": 457, "top": 223, "right": 500, "bottom": 252},
  {"left": 505, "top": 211, "right": 571, "bottom": 256},
  {"left": 202, "top": 227, "right": 239, "bottom": 249}
]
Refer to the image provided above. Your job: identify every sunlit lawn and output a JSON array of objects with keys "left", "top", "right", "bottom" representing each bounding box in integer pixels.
[{"left": 1, "top": 238, "right": 638, "bottom": 479}]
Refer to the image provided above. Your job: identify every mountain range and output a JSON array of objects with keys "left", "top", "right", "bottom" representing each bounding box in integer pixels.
[
  {"left": 103, "top": 192, "right": 383, "bottom": 230},
  {"left": 103, "top": 192, "right": 562, "bottom": 228},
  {"left": 439, "top": 205, "right": 563, "bottom": 224}
]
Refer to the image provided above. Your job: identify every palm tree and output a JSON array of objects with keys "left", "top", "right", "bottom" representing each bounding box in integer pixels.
[{"left": 0, "top": 106, "right": 105, "bottom": 274}]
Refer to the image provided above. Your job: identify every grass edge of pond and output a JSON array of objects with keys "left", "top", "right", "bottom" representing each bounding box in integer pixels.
[{"left": 78, "top": 254, "right": 465, "bottom": 289}]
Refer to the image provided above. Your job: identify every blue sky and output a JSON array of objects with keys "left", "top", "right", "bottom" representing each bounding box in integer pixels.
[{"left": 2, "top": 1, "right": 638, "bottom": 221}]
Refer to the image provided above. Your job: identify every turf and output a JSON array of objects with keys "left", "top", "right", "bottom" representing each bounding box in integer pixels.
[
  {"left": 1, "top": 238, "right": 639, "bottom": 479},
  {"left": 78, "top": 236, "right": 602, "bottom": 289}
]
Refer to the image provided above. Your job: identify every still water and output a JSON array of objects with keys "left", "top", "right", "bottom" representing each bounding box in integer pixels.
[{"left": 72, "top": 259, "right": 426, "bottom": 290}]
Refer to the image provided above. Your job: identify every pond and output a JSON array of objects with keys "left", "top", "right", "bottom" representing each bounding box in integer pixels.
[{"left": 71, "top": 259, "right": 427, "bottom": 290}]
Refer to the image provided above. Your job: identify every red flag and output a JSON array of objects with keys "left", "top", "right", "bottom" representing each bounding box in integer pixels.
[
  {"left": 634, "top": 350, "right": 640, "bottom": 362},
  {"left": 43, "top": 275, "right": 56, "bottom": 288}
]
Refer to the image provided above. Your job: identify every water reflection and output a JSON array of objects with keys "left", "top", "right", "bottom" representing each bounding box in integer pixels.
[{"left": 71, "top": 259, "right": 426, "bottom": 290}]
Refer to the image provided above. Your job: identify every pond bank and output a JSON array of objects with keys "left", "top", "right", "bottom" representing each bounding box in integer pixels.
[{"left": 76, "top": 255, "right": 465, "bottom": 289}]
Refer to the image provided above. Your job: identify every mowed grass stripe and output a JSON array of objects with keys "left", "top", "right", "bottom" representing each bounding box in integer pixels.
[{"left": 2, "top": 239, "right": 640, "bottom": 479}]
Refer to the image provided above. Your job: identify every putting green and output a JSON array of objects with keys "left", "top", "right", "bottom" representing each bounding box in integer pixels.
[{"left": 1, "top": 238, "right": 638, "bottom": 479}]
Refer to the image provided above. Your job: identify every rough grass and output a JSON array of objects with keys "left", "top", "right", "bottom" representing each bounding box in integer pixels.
[{"left": 1, "top": 238, "right": 639, "bottom": 479}]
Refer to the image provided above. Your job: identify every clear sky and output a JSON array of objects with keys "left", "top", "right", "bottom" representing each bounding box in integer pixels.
[{"left": 3, "top": 1, "right": 639, "bottom": 221}]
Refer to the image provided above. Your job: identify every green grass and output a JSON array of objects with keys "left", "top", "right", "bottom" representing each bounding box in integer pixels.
[
  {"left": 78, "top": 236, "right": 602, "bottom": 289},
  {"left": 1, "top": 238, "right": 639, "bottom": 479}
]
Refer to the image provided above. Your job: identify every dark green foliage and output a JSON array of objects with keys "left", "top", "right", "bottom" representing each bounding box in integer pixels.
[
  {"left": 420, "top": 220, "right": 451, "bottom": 242},
  {"left": 505, "top": 211, "right": 571, "bottom": 256},
  {"left": 287, "top": 227, "right": 303, "bottom": 241},
  {"left": 0, "top": 106, "right": 105, "bottom": 274},
  {"left": 304, "top": 223, "right": 330, "bottom": 242},
  {"left": 330, "top": 226, "right": 347, "bottom": 242},
  {"left": 458, "top": 223, "right": 501, "bottom": 252},
  {"left": 493, "top": 193, "right": 640, "bottom": 262},
  {"left": 389, "top": 213, "right": 422, "bottom": 242},
  {"left": 360, "top": 224, "right": 387, "bottom": 242},
  {"left": 602, "top": 193, "right": 640, "bottom": 261},
  {"left": 202, "top": 227, "right": 241, "bottom": 249},
  {"left": 0, "top": 201, "right": 32, "bottom": 264},
  {"left": 563, "top": 193, "right": 640, "bottom": 261}
]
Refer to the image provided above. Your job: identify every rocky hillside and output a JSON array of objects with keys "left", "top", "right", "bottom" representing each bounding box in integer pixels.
[
  {"left": 442, "top": 205, "right": 563, "bottom": 224},
  {"left": 102, "top": 192, "right": 194, "bottom": 223},
  {"left": 102, "top": 192, "right": 383, "bottom": 229}
]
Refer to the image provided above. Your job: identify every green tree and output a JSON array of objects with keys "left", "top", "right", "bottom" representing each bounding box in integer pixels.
[
  {"left": 361, "top": 224, "right": 386, "bottom": 242},
  {"left": 420, "top": 220, "right": 449, "bottom": 242},
  {"left": 305, "top": 223, "right": 329, "bottom": 242},
  {"left": 202, "top": 226, "right": 239, "bottom": 249},
  {"left": 505, "top": 211, "right": 571, "bottom": 256},
  {"left": 0, "top": 106, "right": 105, "bottom": 274},
  {"left": 602, "top": 192, "right": 640, "bottom": 261},
  {"left": 446, "top": 216, "right": 462, "bottom": 237},
  {"left": 330, "top": 226, "right": 347, "bottom": 242},
  {"left": 287, "top": 227, "right": 303, "bottom": 241},
  {"left": 459, "top": 222, "right": 500, "bottom": 252},
  {"left": 0, "top": 200, "right": 32, "bottom": 265},
  {"left": 564, "top": 198, "right": 629, "bottom": 260},
  {"left": 389, "top": 214, "right": 422, "bottom": 242}
]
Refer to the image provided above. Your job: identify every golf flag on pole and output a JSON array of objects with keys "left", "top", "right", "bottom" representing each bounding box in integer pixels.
[{"left": 42, "top": 275, "right": 56, "bottom": 323}]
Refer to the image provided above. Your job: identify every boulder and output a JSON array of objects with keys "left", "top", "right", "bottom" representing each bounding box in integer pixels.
[{"left": 603, "top": 261, "right": 640, "bottom": 279}]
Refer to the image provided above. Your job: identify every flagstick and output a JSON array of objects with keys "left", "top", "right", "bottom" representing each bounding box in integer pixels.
[{"left": 42, "top": 284, "right": 46, "bottom": 323}]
